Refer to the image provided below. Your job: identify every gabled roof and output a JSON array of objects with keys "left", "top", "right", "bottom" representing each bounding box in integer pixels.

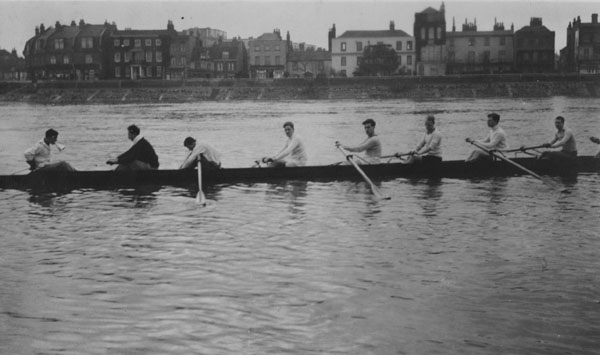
[
  {"left": 420, "top": 7, "right": 440, "bottom": 14},
  {"left": 516, "top": 25, "right": 553, "bottom": 34},
  {"left": 78, "top": 24, "right": 112, "bottom": 37},
  {"left": 256, "top": 33, "right": 281, "bottom": 41},
  {"left": 50, "top": 25, "right": 80, "bottom": 40},
  {"left": 338, "top": 29, "right": 411, "bottom": 38}
]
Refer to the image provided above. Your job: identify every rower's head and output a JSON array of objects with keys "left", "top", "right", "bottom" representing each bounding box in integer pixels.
[
  {"left": 44, "top": 129, "right": 58, "bottom": 145},
  {"left": 487, "top": 113, "right": 500, "bottom": 128},
  {"left": 283, "top": 121, "right": 295, "bottom": 138},
  {"left": 183, "top": 137, "right": 196, "bottom": 151},
  {"left": 362, "top": 119, "right": 376, "bottom": 137},
  {"left": 554, "top": 116, "right": 565, "bottom": 130},
  {"left": 425, "top": 115, "right": 435, "bottom": 133},
  {"left": 127, "top": 125, "right": 140, "bottom": 141}
]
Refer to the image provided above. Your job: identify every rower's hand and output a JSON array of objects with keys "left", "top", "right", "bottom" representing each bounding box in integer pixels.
[
  {"left": 261, "top": 157, "right": 273, "bottom": 164},
  {"left": 542, "top": 143, "right": 552, "bottom": 148},
  {"left": 465, "top": 138, "right": 473, "bottom": 143},
  {"left": 590, "top": 136, "right": 600, "bottom": 144},
  {"left": 26, "top": 161, "right": 36, "bottom": 170},
  {"left": 409, "top": 150, "right": 417, "bottom": 155},
  {"left": 106, "top": 158, "right": 117, "bottom": 165},
  {"left": 334, "top": 141, "right": 341, "bottom": 148}
]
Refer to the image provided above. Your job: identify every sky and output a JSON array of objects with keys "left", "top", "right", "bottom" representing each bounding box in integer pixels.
[{"left": 0, "top": 0, "right": 598, "bottom": 55}]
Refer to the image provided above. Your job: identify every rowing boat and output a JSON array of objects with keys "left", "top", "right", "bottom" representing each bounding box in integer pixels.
[{"left": 1, "top": 156, "right": 598, "bottom": 191}]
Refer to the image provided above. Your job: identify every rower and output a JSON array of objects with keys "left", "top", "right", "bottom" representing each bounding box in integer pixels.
[
  {"left": 262, "top": 121, "right": 307, "bottom": 168},
  {"left": 400, "top": 115, "right": 442, "bottom": 166},
  {"left": 180, "top": 137, "right": 221, "bottom": 171},
  {"left": 465, "top": 112, "right": 507, "bottom": 162},
  {"left": 591, "top": 136, "right": 600, "bottom": 159},
  {"left": 540, "top": 116, "right": 577, "bottom": 163},
  {"left": 335, "top": 118, "right": 381, "bottom": 164},
  {"left": 106, "top": 124, "right": 159, "bottom": 171},
  {"left": 24, "top": 129, "right": 76, "bottom": 171}
]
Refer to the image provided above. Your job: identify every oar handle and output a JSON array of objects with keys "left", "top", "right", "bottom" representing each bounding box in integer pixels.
[
  {"left": 502, "top": 145, "right": 546, "bottom": 153},
  {"left": 468, "top": 139, "right": 543, "bottom": 180}
]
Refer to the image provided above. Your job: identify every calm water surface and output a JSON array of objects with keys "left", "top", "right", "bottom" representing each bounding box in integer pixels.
[{"left": 1, "top": 98, "right": 599, "bottom": 354}]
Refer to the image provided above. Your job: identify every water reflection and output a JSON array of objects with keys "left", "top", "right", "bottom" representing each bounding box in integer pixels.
[
  {"left": 265, "top": 180, "right": 308, "bottom": 217},
  {"left": 409, "top": 177, "right": 443, "bottom": 217},
  {"left": 114, "top": 186, "right": 160, "bottom": 208}
]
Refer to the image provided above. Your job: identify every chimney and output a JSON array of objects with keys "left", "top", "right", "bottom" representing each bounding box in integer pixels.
[
  {"left": 35, "top": 26, "right": 39, "bottom": 35},
  {"left": 40, "top": 23, "right": 45, "bottom": 32},
  {"left": 593, "top": 14, "right": 598, "bottom": 24},
  {"left": 390, "top": 21, "right": 395, "bottom": 31}
]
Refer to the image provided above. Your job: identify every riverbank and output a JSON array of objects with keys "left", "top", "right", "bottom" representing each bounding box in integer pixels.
[{"left": 1, "top": 74, "right": 598, "bottom": 104}]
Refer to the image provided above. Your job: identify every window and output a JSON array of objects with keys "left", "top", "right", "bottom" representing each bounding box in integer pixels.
[
  {"left": 395, "top": 41, "right": 402, "bottom": 51},
  {"left": 255, "top": 45, "right": 260, "bottom": 52},
  {"left": 468, "top": 51, "right": 475, "bottom": 63},
  {"left": 85, "top": 54, "right": 93, "bottom": 63},
  {"left": 356, "top": 41, "right": 363, "bottom": 51},
  {"left": 115, "top": 67, "right": 121, "bottom": 78},
  {"left": 156, "top": 51, "right": 162, "bottom": 63},
  {"left": 181, "top": 57, "right": 186, "bottom": 66},
  {"left": 255, "top": 56, "right": 260, "bottom": 65},
  {"left": 217, "top": 63, "right": 223, "bottom": 72},
  {"left": 124, "top": 52, "right": 131, "bottom": 63},
  {"left": 146, "top": 51, "right": 152, "bottom": 62},
  {"left": 398, "top": 55, "right": 402, "bottom": 65},
  {"left": 156, "top": 39, "right": 161, "bottom": 46},
  {"left": 499, "top": 50, "right": 506, "bottom": 60},
  {"left": 50, "top": 56, "right": 56, "bottom": 64},
  {"left": 407, "top": 55, "right": 412, "bottom": 65},
  {"left": 114, "top": 53, "right": 121, "bottom": 63},
  {"left": 135, "top": 39, "right": 141, "bottom": 47},
  {"left": 421, "top": 27, "right": 426, "bottom": 39},
  {"left": 222, "top": 51, "right": 229, "bottom": 59},
  {"left": 265, "top": 56, "right": 270, "bottom": 65},
  {"left": 55, "top": 39, "right": 64, "bottom": 49},
  {"left": 437, "top": 27, "right": 442, "bottom": 39},
  {"left": 275, "top": 56, "right": 280, "bottom": 65},
  {"left": 124, "top": 39, "right": 130, "bottom": 46},
  {"left": 341, "top": 42, "right": 346, "bottom": 52},
  {"left": 341, "top": 56, "right": 346, "bottom": 66},
  {"left": 293, "top": 62, "right": 298, "bottom": 70},
  {"left": 114, "top": 39, "right": 120, "bottom": 47},
  {"left": 156, "top": 66, "right": 162, "bottom": 78},
  {"left": 83, "top": 38, "right": 94, "bottom": 49},
  {"left": 275, "top": 45, "right": 280, "bottom": 51},
  {"left": 146, "top": 67, "right": 152, "bottom": 77},
  {"left": 428, "top": 27, "right": 434, "bottom": 39},
  {"left": 125, "top": 66, "right": 131, "bottom": 78},
  {"left": 500, "top": 36, "right": 506, "bottom": 45},
  {"left": 63, "top": 55, "right": 69, "bottom": 64},
  {"left": 468, "top": 38, "right": 475, "bottom": 46},
  {"left": 171, "top": 57, "right": 176, "bottom": 66},
  {"left": 265, "top": 46, "right": 270, "bottom": 51},
  {"left": 484, "top": 37, "right": 490, "bottom": 46},
  {"left": 483, "top": 50, "right": 491, "bottom": 62},
  {"left": 145, "top": 39, "right": 152, "bottom": 47},
  {"left": 407, "top": 41, "right": 413, "bottom": 50}
]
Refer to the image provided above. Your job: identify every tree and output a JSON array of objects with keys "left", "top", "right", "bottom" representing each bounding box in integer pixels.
[{"left": 353, "top": 44, "right": 399, "bottom": 77}]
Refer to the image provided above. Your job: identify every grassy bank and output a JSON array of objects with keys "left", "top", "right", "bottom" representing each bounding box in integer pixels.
[{"left": 1, "top": 74, "right": 598, "bottom": 104}]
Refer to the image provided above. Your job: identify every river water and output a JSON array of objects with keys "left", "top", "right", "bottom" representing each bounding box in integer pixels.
[{"left": 1, "top": 98, "right": 599, "bottom": 354}]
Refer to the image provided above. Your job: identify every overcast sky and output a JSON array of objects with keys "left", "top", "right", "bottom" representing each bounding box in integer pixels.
[{"left": 0, "top": 0, "right": 598, "bottom": 55}]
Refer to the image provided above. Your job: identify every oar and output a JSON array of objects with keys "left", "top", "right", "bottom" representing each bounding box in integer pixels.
[
  {"left": 336, "top": 144, "right": 390, "bottom": 200},
  {"left": 196, "top": 160, "right": 206, "bottom": 206},
  {"left": 381, "top": 152, "right": 414, "bottom": 159},
  {"left": 502, "top": 145, "right": 546, "bottom": 153},
  {"left": 467, "top": 138, "right": 544, "bottom": 180}
]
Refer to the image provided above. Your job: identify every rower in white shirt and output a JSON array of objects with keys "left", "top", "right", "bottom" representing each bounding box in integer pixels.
[
  {"left": 263, "top": 121, "right": 307, "bottom": 167},
  {"left": 401, "top": 115, "right": 442, "bottom": 165},
  {"left": 180, "top": 137, "right": 221, "bottom": 170},
  {"left": 24, "top": 129, "right": 76, "bottom": 171},
  {"left": 466, "top": 112, "right": 507, "bottom": 162}
]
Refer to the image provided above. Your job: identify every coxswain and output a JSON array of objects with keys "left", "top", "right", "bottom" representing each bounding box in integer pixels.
[
  {"left": 335, "top": 118, "right": 381, "bottom": 164},
  {"left": 180, "top": 137, "right": 221, "bottom": 170},
  {"left": 465, "top": 112, "right": 507, "bottom": 162},
  {"left": 262, "top": 121, "right": 307, "bottom": 167},
  {"left": 540, "top": 116, "right": 577, "bottom": 163},
  {"left": 24, "top": 129, "right": 76, "bottom": 171},
  {"left": 400, "top": 115, "right": 442, "bottom": 165},
  {"left": 106, "top": 124, "right": 159, "bottom": 170}
]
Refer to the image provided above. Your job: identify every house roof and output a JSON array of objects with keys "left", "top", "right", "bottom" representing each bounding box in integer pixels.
[
  {"left": 288, "top": 51, "right": 331, "bottom": 61},
  {"left": 338, "top": 29, "right": 411, "bottom": 38},
  {"left": 419, "top": 7, "right": 440, "bottom": 14},
  {"left": 113, "top": 29, "right": 172, "bottom": 37},
  {"left": 516, "top": 25, "right": 553, "bottom": 34},
  {"left": 256, "top": 33, "right": 281, "bottom": 41}
]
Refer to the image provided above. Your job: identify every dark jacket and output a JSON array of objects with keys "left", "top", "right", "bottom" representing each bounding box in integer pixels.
[{"left": 117, "top": 137, "right": 159, "bottom": 168}]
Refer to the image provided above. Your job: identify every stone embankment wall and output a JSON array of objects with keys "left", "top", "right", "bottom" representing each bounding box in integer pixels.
[{"left": 0, "top": 74, "right": 598, "bottom": 104}]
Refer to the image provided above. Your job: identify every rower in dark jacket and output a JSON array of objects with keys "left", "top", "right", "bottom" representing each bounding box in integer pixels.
[{"left": 106, "top": 125, "right": 159, "bottom": 171}]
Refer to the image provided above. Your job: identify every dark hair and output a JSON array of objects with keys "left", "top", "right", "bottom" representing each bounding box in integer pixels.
[
  {"left": 426, "top": 115, "right": 435, "bottom": 124},
  {"left": 283, "top": 121, "right": 294, "bottom": 129},
  {"left": 555, "top": 116, "right": 565, "bottom": 123},
  {"left": 362, "top": 119, "right": 376, "bottom": 127},
  {"left": 127, "top": 124, "right": 140, "bottom": 136},
  {"left": 487, "top": 113, "right": 500, "bottom": 122},
  {"left": 45, "top": 129, "right": 58, "bottom": 138},
  {"left": 183, "top": 137, "right": 195, "bottom": 146}
]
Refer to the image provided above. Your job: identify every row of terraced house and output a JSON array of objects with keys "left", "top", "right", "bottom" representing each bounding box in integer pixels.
[{"left": 4, "top": 3, "right": 600, "bottom": 81}]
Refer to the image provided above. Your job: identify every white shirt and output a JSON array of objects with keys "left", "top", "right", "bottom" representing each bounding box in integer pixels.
[
  {"left": 180, "top": 143, "right": 221, "bottom": 169},
  {"left": 478, "top": 125, "right": 507, "bottom": 150},
  {"left": 416, "top": 129, "right": 442, "bottom": 157},
  {"left": 24, "top": 139, "right": 51, "bottom": 168},
  {"left": 345, "top": 135, "right": 382, "bottom": 164},
  {"left": 273, "top": 134, "right": 307, "bottom": 166}
]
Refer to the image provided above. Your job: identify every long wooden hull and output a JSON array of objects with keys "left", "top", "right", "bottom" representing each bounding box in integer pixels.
[{"left": 1, "top": 156, "right": 599, "bottom": 191}]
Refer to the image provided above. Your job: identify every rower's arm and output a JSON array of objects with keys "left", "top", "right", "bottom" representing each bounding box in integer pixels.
[
  {"left": 272, "top": 140, "right": 293, "bottom": 161},
  {"left": 345, "top": 138, "right": 374, "bottom": 153},
  {"left": 550, "top": 131, "right": 572, "bottom": 148},
  {"left": 418, "top": 134, "right": 441, "bottom": 155}
]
